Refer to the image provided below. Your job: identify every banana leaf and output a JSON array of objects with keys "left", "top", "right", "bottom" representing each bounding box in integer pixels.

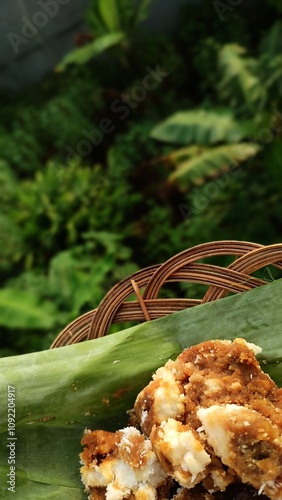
[
  {"left": 56, "top": 33, "right": 125, "bottom": 71},
  {"left": 98, "top": 0, "right": 121, "bottom": 33},
  {"left": 1, "top": 278, "right": 282, "bottom": 499}
]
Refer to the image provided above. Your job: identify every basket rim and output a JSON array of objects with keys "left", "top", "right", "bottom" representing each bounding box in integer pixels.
[{"left": 50, "top": 240, "right": 282, "bottom": 348}]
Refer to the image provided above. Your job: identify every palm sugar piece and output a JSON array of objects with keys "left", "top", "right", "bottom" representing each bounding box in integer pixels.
[
  {"left": 80, "top": 427, "right": 168, "bottom": 500},
  {"left": 198, "top": 404, "right": 282, "bottom": 500},
  {"left": 134, "top": 338, "right": 282, "bottom": 495}
]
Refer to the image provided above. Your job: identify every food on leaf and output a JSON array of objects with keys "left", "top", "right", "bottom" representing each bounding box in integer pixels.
[{"left": 80, "top": 338, "right": 282, "bottom": 499}]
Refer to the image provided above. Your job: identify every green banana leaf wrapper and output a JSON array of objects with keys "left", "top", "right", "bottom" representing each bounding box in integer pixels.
[{"left": 1, "top": 278, "right": 282, "bottom": 499}]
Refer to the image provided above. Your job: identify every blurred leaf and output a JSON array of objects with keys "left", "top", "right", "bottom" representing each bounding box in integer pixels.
[
  {"left": 56, "top": 33, "right": 125, "bottom": 70},
  {"left": 266, "top": 0, "right": 282, "bottom": 12},
  {"left": 0, "top": 279, "right": 282, "bottom": 498},
  {"left": 151, "top": 109, "right": 247, "bottom": 145},
  {"left": 259, "top": 22, "right": 282, "bottom": 97},
  {"left": 0, "top": 160, "right": 17, "bottom": 206},
  {"left": 135, "top": 0, "right": 154, "bottom": 25},
  {"left": 0, "top": 215, "right": 24, "bottom": 273},
  {"left": 218, "top": 44, "right": 266, "bottom": 114},
  {"left": 48, "top": 248, "right": 115, "bottom": 315},
  {"left": 0, "top": 289, "right": 57, "bottom": 329},
  {"left": 264, "top": 140, "right": 282, "bottom": 188},
  {"left": 165, "top": 145, "right": 203, "bottom": 160},
  {"left": 98, "top": 0, "right": 121, "bottom": 32},
  {"left": 87, "top": 0, "right": 154, "bottom": 37},
  {"left": 169, "top": 143, "right": 261, "bottom": 184},
  {"left": 259, "top": 21, "right": 282, "bottom": 57}
]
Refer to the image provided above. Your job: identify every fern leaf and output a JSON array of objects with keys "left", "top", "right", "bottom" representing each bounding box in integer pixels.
[
  {"left": 150, "top": 109, "right": 247, "bottom": 145},
  {"left": 169, "top": 143, "right": 261, "bottom": 184}
]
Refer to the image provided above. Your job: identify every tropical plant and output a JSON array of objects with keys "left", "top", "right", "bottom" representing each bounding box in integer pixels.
[
  {"left": 150, "top": 107, "right": 260, "bottom": 185},
  {"left": 1, "top": 0, "right": 282, "bottom": 359},
  {"left": 217, "top": 44, "right": 266, "bottom": 115},
  {"left": 150, "top": 23, "right": 282, "bottom": 186},
  {"left": 151, "top": 109, "right": 247, "bottom": 145},
  {"left": 87, "top": 0, "right": 153, "bottom": 35},
  {"left": 169, "top": 143, "right": 261, "bottom": 184},
  {"left": 56, "top": 0, "right": 155, "bottom": 70}
]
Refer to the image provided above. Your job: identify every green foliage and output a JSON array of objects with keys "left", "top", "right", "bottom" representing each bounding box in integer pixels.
[
  {"left": 150, "top": 24, "right": 282, "bottom": 186},
  {"left": 7, "top": 240, "right": 137, "bottom": 329},
  {"left": 263, "top": 140, "right": 282, "bottom": 186},
  {"left": 56, "top": 33, "right": 126, "bottom": 70},
  {"left": 259, "top": 20, "right": 282, "bottom": 56},
  {"left": 0, "top": 122, "right": 42, "bottom": 174},
  {"left": 57, "top": 0, "right": 155, "bottom": 69},
  {"left": 0, "top": 289, "right": 57, "bottom": 330},
  {"left": 217, "top": 44, "right": 266, "bottom": 115},
  {"left": 0, "top": 0, "right": 282, "bottom": 357},
  {"left": 99, "top": 0, "right": 121, "bottom": 32},
  {"left": 151, "top": 109, "right": 247, "bottom": 145},
  {"left": 87, "top": 0, "right": 154, "bottom": 35},
  {"left": 266, "top": 0, "right": 282, "bottom": 12},
  {"left": 259, "top": 21, "right": 282, "bottom": 99},
  {"left": 37, "top": 95, "right": 98, "bottom": 153},
  {"left": 0, "top": 160, "right": 17, "bottom": 208},
  {"left": 7, "top": 158, "right": 139, "bottom": 269},
  {"left": 0, "top": 73, "right": 102, "bottom": 174},
  {"left": 181, "top": 163, "right": 282, "bottom": 248},
  {"left": 168, "top": 143, "right": 261, "bottom": 184}
]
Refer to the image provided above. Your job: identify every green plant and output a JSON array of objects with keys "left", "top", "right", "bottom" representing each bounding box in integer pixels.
[
  {"left": 0, "top": 289, "right": 57, "bottom": 330},
  {"left": 0, "top": 148, "right": 144, "bottom": 352},
  {"left": 169, "top": 143, "right": 260, "bottom": 184},
  {"left": 217, "top": 44, "right": 266, "bottom": 115},
  {"left": 150, "top": 108, "right": 260, "bottom": 185},
  {"left": 0, "top": 72, "right": 103, "bottom": 175},
  {"left": 151, "top": 108, "right": 247, "bottom": 145},
  {"left": 181, "top": 162, "right": 282, "bottom": 247},
  {"left": 1, "top": 235, "right": 138, "bottom": 354},
  {"left": 57, "top": 0, "right": 155, "bottom": 70},
  {"left": 150, "top": 25, "right": 282, "bottom": 186},
  {"left": 0, "top": 122, "right": 42, "bottom": 174},
  {"left": 1, "top": 0, "right": 282, "bottom": 359},
  {"left": 6, "top": 159, "right": 137, "bottom": 269}
]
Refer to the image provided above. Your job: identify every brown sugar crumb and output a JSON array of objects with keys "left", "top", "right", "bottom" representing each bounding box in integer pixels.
[
  {"left": 80, "top": 338, "right": 282, "bottom": 499},
  {"left": 80, "top": 427, "right": 167, "bottom": 499},
  {"left": 81, "top": 429, "right": 118, "bottom": 467},
  {"left": 197, "top": 404, "right": 282, "bottom": 499},
  {"left": 134, "top": 338, "right": 282, "bottom": 498}
]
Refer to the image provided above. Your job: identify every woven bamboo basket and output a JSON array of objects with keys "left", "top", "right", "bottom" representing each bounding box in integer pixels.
[{"left": 50, "top": 240, "right": 282, "bottom": 348}]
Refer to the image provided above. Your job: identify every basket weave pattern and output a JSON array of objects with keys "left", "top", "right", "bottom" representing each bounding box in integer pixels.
[{"left": 50, "top": 240, "right": 282, "bottom": 348}]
